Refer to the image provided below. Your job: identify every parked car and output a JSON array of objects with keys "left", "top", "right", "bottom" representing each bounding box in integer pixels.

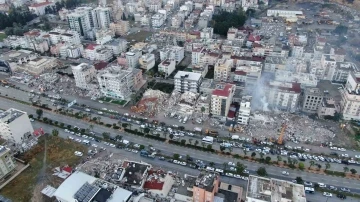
[
  {"left": 282, "top": 171, "right": 289, "bottom": 175},
  {"left": 304, "top": 181, "right": 313, "bottom": 187},
  {"left": 323, "top": 192, "right": 332, "bottom": 197},
  {"left": 74, "top": 151, "right": 83, "bottom": 157},
  {"left": 340, "top": 187, "right": 351, "bottom": 193}
]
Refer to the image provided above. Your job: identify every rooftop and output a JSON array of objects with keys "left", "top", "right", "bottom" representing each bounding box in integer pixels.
[
  {"left": 268, "top": 81, "right": 301, "bottom": 93},
  {"left": 0, "top": 108, "right": 25, "bottom": 124},
  {"left": 122, "top": 161, "right": 150, "bottom": 186},
  {"left": 0, "top": 50, "right": 35, "bottom": 62},
  {"left": 72, "top": 63, "right": 94, "bottom": 72},
  {"left": 174, "top": 71, "right": 202, "bottom": 81},
  {"left": 194, "top": 172, "right": 218, "bottom": 192},
  {"left": 212, "top": 83, "right": 235, "bottom": 97},
  {"left": 29, "top": 1, "right": 53, "bottom": 7},
  {"left": 246, "top": 175, "right": 306, "bottom": 202}
]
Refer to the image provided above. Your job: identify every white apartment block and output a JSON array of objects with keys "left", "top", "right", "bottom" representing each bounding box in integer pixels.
[
  {"left": 291, "top": 45, "right": 304, "bottom": 58},
  {"left": 110, "top": 21, "right": 129, "bottom": 36},
  {"left": 84, "top": 44, "right": 113, "bottom": 62},
  {"left": 302, "top": 88, "right": 324, "bottom": 113},
  {"left": 67, "top": 7, "right": 93, "bottom": 37},
  {"left": 97, "top": 66, "right": 134, "bottom": 100},
  {"left": 171, "top": 15, "right": 183, "bottom": 28},
  {"left": 104, "top": 38, "right": 127, "bottom": 56},
  {"left": 92, "top": 6, "right": 111, "bottom": 29},
  {"left": 49, "top": 29, "right": 81, "bottom": 45},
  {"left": 332, "top": 62, "right": 357, "bottom": 83},
  {"left": 200, "top": 28, "right": 213, "bottom": 39},
  {"left": 192, "top": 46, "right": 204, "bottom": 65},
  {"left": 158, "top": 59, "right": 176, "bottom": 77},
  {"left": 265, "top": 81, "right": 301, "bottom": 112},
  {"left": 126, "top": 49, "right": 142, "bottom": 69},
  {"left": 4, "top": 36, "right": 49, "bottom": 53},
  {"left": 71, "top": 63, "right": 96, "bottom": 90},
  {"left": 0, "top": 146, "right": 16, "bottom": 179},
  {"left": 0, "top": 108, "right": 34, "bottom": 145},
  {"left": 141, "top": 15, "right": 151, "bottom": 26},
  {"left": 57, "top": 44, "right": 83, "bottom": 59},
  {"left": 211, "top": 83, "right": 236, "bottom": 117},
  {"left": 267, "top": 9, "right": 303, "bottom": 18},
  {"left": 139, "top": 53, "right": 155, "bottom": 70},
  {"left": 152, "top": 13, "right": 165, "bottom": 28},
  {"left": 214, "top": 59, "right": 233, "bottom": 82},
  {"left": 174, "top": 71, "right": 203, "bottom": 93},
  {"left": 242, "top": 0, "right": 258, "bottom": 11},
  {"left": 341, "top": 72, "right": 360, "bottom": 120},
  {"left": 234, "top": 65, "right": 262, "bottom": 87},
  {"left": 321, "top": 54, "right": 337, "bottom": 80},
  {"left": 160, "top": 46, "right": 184, "bottom": 64},
  {"left": 275, "top": 70, "right": 317, "bottom": 89},
  {"left": 238, "top": 96, "right": 252, "bottom": 125}
]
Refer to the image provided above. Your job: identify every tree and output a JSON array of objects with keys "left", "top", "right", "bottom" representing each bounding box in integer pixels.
[
  {"left": 144, "top": 128, "right": 150, "bottom": 134},
  {"left": 265, "top": 156, "right": 271, "bottom": 164},
  {"left": 36, "top": 109, "right": 43, "bottom": 119},
  {"left": 220, "top": 146, "right": 226, "bottom": 152},
  {"left": 317, "top": 164, "right": 322, "bottom": 171},
  {"left": 201, "top": 107, "right": 206, "bottom": 116},
  {"left": 259, "top": 153, "right": 264, "bottom": 159},
  {"left": 115, "top": 135, "right": 122, "bottom": 140},
  {"left": 309, "top": 160, "right": 315, "bottom": 169},
  {"left": 122, "top": 123, "right": 128, "bottom": 128},
  {"left": 139, "top": 145, "right": 145, "bottom": 150},
  {"left": 350, "top": 168, "right": 357, "bottom": 175},
  {"left": 210, "top": 9, "right": 247, "bottom": 36},
  {"left": 173, "top": 153, "right": 180, "bottom": 160},
  {"left": 102, "top": 132, "right": 110, "bottom": 140},
  {"left": 334, "top": 25, "right": 348, "bottom": 35},
  {"left": 209, "top": 162, "right": 214, "bottom": 166},
  {"left": 207, "top": 145, "right": 212, "bottom": 150},
  {"left": 344, "top": 166, "right": 349, "bottom": 173},
  {"left": 188, "top": 138, "right": 193, "bottom": 145},
  {"left": 295, "top": 177, "right": 304, "bottom": 184},
  {"left": 251, "top": 152, "right": 256, "bottom": 158},
  {"left": 194, "top": 140, "right": 199, "bottom": 146},
  {"left": 257, "top": 167, "right": 267, "bottom": 177},
  {"left": 169, "top": 133, "right": 174, "bottom": 140},
  {"left": 325, "top": 163, "right": 331, "bottom": 171},
  {"left": 277, "top": 156, "right": 282, "bottom": 164},
  {"left": 236, "top": 162, "right": 246, "bottom": 174},
  {"left": 243, "top": 149, "right": 247, "bottom": 156},
  {"left": 179, "top": 126, "right": 185, "bottom": 130},
  {"left": 292, "top": 159, "right": 298, "bottom": 166},
  {"left": 52, "top": 129, "right": 59, "bottom": 136},
  {"left": 181, "top": 139, "right": 186, "bottom": 145},
  {"left": 298, "top": 162, "right": 305, "bottom": 170}
]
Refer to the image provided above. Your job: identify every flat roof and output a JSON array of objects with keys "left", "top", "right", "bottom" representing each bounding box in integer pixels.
[
  {"left": 212, "top": 83, "right": 234, "bottom": 97},
  {"left": 0, "top": 108, "right": 25, "bottom": 124},
  {"left": 246, "top": 175, "right": 306, "bottom": 202},
  {"left": 107, "top": 188, "right": 132, "bottom": 202},
  {"left": 174, "top": 71, "right": 202, "bottom": 81},
  {"left": 122, "top": 161, "right": 150, "bottom": 186}
]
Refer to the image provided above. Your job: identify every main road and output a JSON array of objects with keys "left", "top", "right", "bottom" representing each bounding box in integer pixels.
[{"left": 1, "top": 98, "right": 360, "bottom": 193}]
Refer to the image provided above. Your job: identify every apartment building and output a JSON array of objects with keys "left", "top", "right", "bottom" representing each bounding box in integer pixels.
[
  {"left": 332, "top": 62, "right": 357, "bottom": 83},
  {"left": 92, "top": 6, "right": 111, "bottom": 29},
  {"left": 0, "top": 146, "right": 16, "bottom": 180},
  {"left": 159, "top": 46, "right": 184, "bottom": 64},
  {"left": 192, "top": 172, "right": 220, "bottom": 202},
  {"left": 67, "top": 7, "right": 93, "bottom": 37},
  {"left": 171, "top": 15, "right": 183, "bottom": 28},
  {"left": 341, "top": 72, "right": 360, "bottom": 120},
  {"left": 263, "top": 56, "right": 287, "bottom": 72},
  {"left": 139, "top": 53, "right": 155, "bottom": 70},
  {"left": 302, "top": 88, "right": 324, "bottom": 113},
  {"left": 265, "top": 81, "right": 301, "bottom": 112},
  {"left": 110, "top": 21, "right": 129, "bottom": 36},
  {"left": 0, "top": 108, "right": 34, "bottom": 145},
  {"left": 84, "top": 44, "right": 113, "bottom": 61},
  {"left": 4, "top": 36, "right": 49, "bottom": 53},
  {"left": 152, "top": 13, "right": 165, "bottom": 28},
  {"left": 318, "top": 98, "right": 337, "bottom": 118},
  {"left": 192, "top": 47, "right": 204, "bottom": 65},
  {"left": 174, "top": 71, "right": 203, "bottom": 93},
  {"left": 97, "top": 66, "right": 135, "bottom": 100},
  {"left": 200, "top": 28, "right": 213, "bottom": 39},
  {"left": 233, "top": 64, "right": 262, "bottom": 87},
  {"left": 49, "top": 29, "right": 81, "bottom": 45},
  {"left": 246, "top": 175, "right": 306, "bottom": 202},
  {"left": 214, "top": 59, "right": 233, "bottom": 82},
  {"left": 126, "top": 49, "right": 142, "bottom": 69},
  {"left": 104, "top": 38, "right": 127, "bottom": 56},
  {"left": 275, "top": 70, "right": 318, "bottom": 89},
  {"left": 141, "top": 14, "right": 151, "bottom": 26},
  {"left": 242, "top": 0, "right": 258, "bottom": 11},
  {"left": 211, "top": 83, "right": 236, "bottom": 117},
  {"left": 238, "top": 96, "right": 252, "bottom": 125},
  {"left": 321, "top": 54, "right": 337, "bottom": 80},
  {"left": 158, "top": 59, "right": 176, "bottom": 77},
  {"left": 72, "top": 63, "right": 97, "bottom": 90}
]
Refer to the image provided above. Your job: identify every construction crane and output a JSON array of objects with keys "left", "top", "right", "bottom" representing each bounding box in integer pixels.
[{"left": 277, "top": 123, "right": 287, "bottom": 145}]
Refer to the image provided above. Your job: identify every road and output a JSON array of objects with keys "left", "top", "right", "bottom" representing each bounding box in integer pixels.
[
  {"left": 35, "top": 121, "right": 360, "bottom": 201},
  {"left": 1, "top": 85, "right": 359, "bottom": 173}
]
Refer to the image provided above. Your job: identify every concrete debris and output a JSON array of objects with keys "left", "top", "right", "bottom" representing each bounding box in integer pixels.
[{"left": 132, "top": 89, "right": 169, "bottom": 117}]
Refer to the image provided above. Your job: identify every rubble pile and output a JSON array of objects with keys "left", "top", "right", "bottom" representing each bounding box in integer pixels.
[
  {"left": 133, "top": 89, "right": 169, "bottom": 117},
  {"left": 248, "top": 112, "right": 336, "bottom": 144},
  {"left": 78, "top": 158, "right": 124, "bottom": 183}
]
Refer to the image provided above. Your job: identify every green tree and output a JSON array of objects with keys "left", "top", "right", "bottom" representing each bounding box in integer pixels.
[
  {"left": 52, "top": 129, "right": 59, "bottom": 136},
  {"left": 102, "top": 132, "right": 110, "bottom": 140},
  {"left": 169, "top": 133, "right": 174, "bottom": 140},
  {"left": 209, "top": 162, "right": 215, "bottom": 166},
  {"left": 317, "top": 164, "right": 322, "bottom": 171},
  {"left": 207, "top": 145, "right": 212, "bottom": 150},
  {"left": 173, "top": 153, "right": 180, "bottom": 160},
  {"left": 188, "top": 138, "right": 193, "bottom": 145},
  {"left": 122, "top": 123, "right": 129, "bottom": 128},
  {"left": 220, "top": 146, "right": 226, "bottom": 152},
  {"left": 194, "top": 140, "right": 199, "bottom": 147},
  {"left": 265, "top": 156, "right": 271, "bottom": 164},
  {"left": 277, "top": 156, "right": 282, "bottom": 164},
  {"left": 309, "top": 160, "right": 315, "bottom": 169},
  {"left": 350, "top": 168, "right": 357, "bottom": 175},
  {"left": 325, "top": 163, "right": 331, "bottom": 171},
  {"left": 344, "top": 166, "right": 349, "bottom": 173},
  {"left": 259, "top": 153, "right": 264, "bottom": 159},
  {"left": 257, "top": 167, "right": 267, "bottom": 177},
  {"left": 295, "top": 177, "right": 304, "bottom": 184},
  {"left": 36, "top": 109, "right": 43, "bottom": 119},
  {"left": 181, "top": 139, "right": 186, "bottom": 145},
  {"left": 144, "top": 128, "right": 150, "bottom": 134},
  {"left": 251, "top": 152, "right": 256, "bottom": 158},
  {"left": 298, "top": 162, "right": 305, "bottom": 170},
  {"left": 139, "top": 145, "right": 145, "bottom": 150}
]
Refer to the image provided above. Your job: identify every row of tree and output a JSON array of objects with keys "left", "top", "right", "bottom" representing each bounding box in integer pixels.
[{"left": 0, "top": 6, "right": 37, "bottom": 31}]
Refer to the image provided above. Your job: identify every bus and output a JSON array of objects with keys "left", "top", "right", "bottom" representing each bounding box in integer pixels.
[
  {"left": 202, "top": 136, "right": 214, "bottom": 144},
  {"left": 304, "top": 187, "right": 314, "bottom": 194}
]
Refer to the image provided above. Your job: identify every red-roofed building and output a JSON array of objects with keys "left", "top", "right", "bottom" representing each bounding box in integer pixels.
[
  {"left": 248, "top": 34, "right": 261, "bottom": 42},
  {"left": 211, "top": 83, "right": 236, "bottom": 116},
  {"left": 86, "top": 44, "right": 98, "bottom": 50},
  {"left": 29, "top": 1, "right": 54, "bottom": 15},
  {"left": 143, "top": 169, "right": 175, "bottom": 197}
]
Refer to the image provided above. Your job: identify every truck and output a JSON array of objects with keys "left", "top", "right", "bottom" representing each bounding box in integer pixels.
[
  {"left": 194, "top": 127, "right": 202, "bottom": 132},
  {"left": 205, "top": 129, "right": 218, "bottom": 137}
]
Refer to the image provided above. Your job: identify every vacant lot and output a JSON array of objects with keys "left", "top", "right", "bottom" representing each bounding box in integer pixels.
[
  {"left": 0, "top": 135, "right": 86, "bottom": 202},
  {"left": 125, "top": 30, "right": 153, "bottom": 45}
]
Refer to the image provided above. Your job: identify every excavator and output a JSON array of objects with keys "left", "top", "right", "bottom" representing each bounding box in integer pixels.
[{"left": 277, "top": 123, "right": 287, "bottom": 145}]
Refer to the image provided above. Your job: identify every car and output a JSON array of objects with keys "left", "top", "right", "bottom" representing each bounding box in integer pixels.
[
  {"left": 323, "top": 192, "right": 332, "bottom": 197},
  {"left": 82, "top": 135, "right": 89, "bottom": 139},
  {"left": 75, "top": 139, "right": 82, "bottom": 143},
  {"left": 318, "top": 183, "right": 326, "bottom": 188},
  {"left": 243, "top": 169, "right": 249, "bottom": 174},
  {"left": 134, "top": 144, "right": 140, "bottom": 148},
  {"left": 337, "top": 194, "right": 346, "bottom": 199},
  {"left": 109, "top": 144, "right": 116, "bottom": 147},
  {"left": 102, "top": 108, "right": 107, "bottom": 111},
  {"left": 328, "top": 186, "right": 337, "bottom": 191},
  {"left": 68, "top": 136, "right": 74, "bottom": 140},
  {"left": 98, "top": 100, "right": 104, "bottom": 103},
  {"left": 341, "top": 154, "right": 349, "bottom": 158},
  {"left": 304, "top": 181, "right": 313, "bottom": 187},
  {"left": 29, "top": 118, "right": 34, "bottom": 122},
  {"left": 340, "top": 187, "right": 350, "bottom": 193},
  {"left": 225, "top": 173, "right": 234, "bottom": 177},
  {"left": 74, "top": 151, "right": 83, "bottom": 157},
  {"left": 229, "top": 167, "right": 237, "bottom": 171},
  {"left": 282, "top": 171, "right": 289, "bottom": 175},
  {"left": 98, "top": 111, "right": 103, "bottom": 115},
  {"left": 158, "top": 156, "right": 165, "bottom": 160},
  {"left": 85, "top": 108, "right": 91, "bottom": 112},
  {"left": 339, "top": 148, "right": 346, "bottom": 152},
  {"left": 228, "top": 162, "right": 236, "bottom": 166},
  {"left": 355, "top": 155, "right": 360, "bottom": 159},
  {"left": 131, "top": 149, "right": 138, "bottom": 153},
  {"left": 103, "top": 142, "right": 110, "bottom": 146}
]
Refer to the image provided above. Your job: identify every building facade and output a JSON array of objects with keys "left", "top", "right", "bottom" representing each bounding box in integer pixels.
[
  {"left": 71, "top": 63, "right": 97, "bottom": 90},
  {"left": 174, "top": 71, "right": 203, "bottom": 93},
  {"left": 158, "top": 59, "right": 176, "bottom": 77},
  {"left": 302, "top": 88, "right": 324, "bottom": 113},
  {"left": 211, "top": 84, "right": 236, "bottom": 117},
  {"left": 265, "top": 81, "right": 301, "bottom": 112}
]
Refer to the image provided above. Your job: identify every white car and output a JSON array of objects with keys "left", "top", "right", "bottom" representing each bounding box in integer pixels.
[
  {"left": 243, "top": 169, "right": 249, "bottom": 174},
  {"left": 102, "top": 108, "right": 107, "bottom": 111},
  {"left": 91, "top": 144, "right": 98, "bottom": 148},
  {"left": 180, "top": 161, "right": 186, "bottom": 166},
  {"left": 74, "top": 151, "right": 83, "bottom": 157},
  {"left": 225, "top": 173, "right": 234, "bottom": 177},
  {"left": 228, "top": 162, "right": 236, "bottom": 166},
  {"left": 29, "top": 118, "right": 34, "bottom": 122},
  {"left": 355, "top": 155, "right": 360, "bottom": 159},
  {"left": 82, "top": 135, "right": 88, "bottom": 139},
  {"left": 75, "top": 139, "right": 82, "bottom": 143},
  {"left": 68, "top": 136, "right": 74, "bottom": 140},
  {"left": 339, "top": 148, "right": 346, "bottom": 152},
  {"left": 103, "top": 142, "right": 110, "bottom": 146},
  {"left": 109, "top": 144, "right": 116, "bottom": 147},
  {"left": 323, "top": 192, "right": 332, "bottom": 197},
  {"left": 65, "top": 129, "right": 69, "bottom": 133},
  {"left": 134, "top": 144, "right": 140, "bottom": 148},
  {"left": 318, "top": 183, "right": 326, "bottom": 188},
  {"left": 341, "top": 154, "right": 349, "bottom": 158},
  {"left": 98, "top": 111, "right": 103, "bottom": 115},
  {"left": 131, "top": 149, "right": 138, "bottom": 153},
  {"left": 230, "top": 167, "right": 237, "bottom": 171},
  {"left": 85, "top": 108, "right": 91, "bottom": 112},
  {"left": 282, "top": 171, "right": 289, "bottom": 175}
]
